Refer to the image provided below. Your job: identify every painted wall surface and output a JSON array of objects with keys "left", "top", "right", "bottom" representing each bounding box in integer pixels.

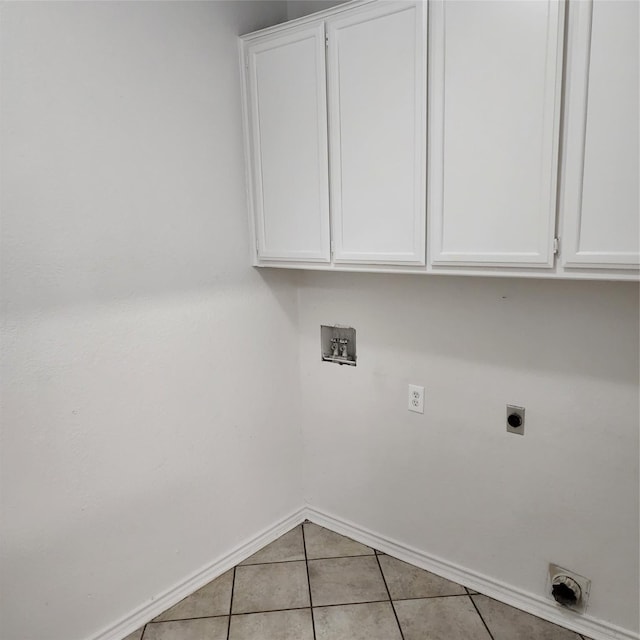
[
  {"left": 0, "top": 3, "right": 301, "bottom": 640},
  {"left": 2, "top": 1, "right": 639, "bottom": 639},
  {"left": 297, "top": 272, "right": 640, "bottom": 633},
  {"left": 287, "top": 0, "right": 349, "bottom": 20}
]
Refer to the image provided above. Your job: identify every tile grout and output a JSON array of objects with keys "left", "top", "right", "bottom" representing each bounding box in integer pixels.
[
  {"left": 391, "top": 593, "right": 471, "bottom": 602},
  {"left": 314, "top": 595, "right": 468, "bottom": 609},
  {"left": 146, "top": 613, "right": 229, "bottom": 624},
  {"left": 226, "top": 566, "right": 236, "bottom": 640},
  {"left": 374, "top": 550, "right": 406, "bottom": 640},
  {"left": 466, "top": 589, "right": 496, "bottom": 640},
  {"left": 148, "top": 592, "right": 476, "bottom": 625},
  {"left": 301, "top": 521, "right": 317, "bottom": 640},
  {"left": 141, "top": 524, "right": 587, "bottom": 640},
  {"left": 241, "top": 552, "right": 376, "bottom": 567},
  {"left": 306, "top": 553, "right": 377, "bottom": 563}
]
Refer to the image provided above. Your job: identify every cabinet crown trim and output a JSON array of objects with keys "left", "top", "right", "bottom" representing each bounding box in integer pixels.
[{"left": 240, "top": 0, "right": 376, "bottom": 42}]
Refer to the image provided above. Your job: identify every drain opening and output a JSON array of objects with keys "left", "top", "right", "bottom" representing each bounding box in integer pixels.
[{"left": 551, "top": 576, "right": 581, "bottom": 607}]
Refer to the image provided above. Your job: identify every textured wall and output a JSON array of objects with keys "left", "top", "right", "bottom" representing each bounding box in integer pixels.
[
  {"left": 2, "top": 2, "right": 638, "bottom": 639},
  {"left": 297, "top": 272, "right": 639, "bottom": 634},
  {"left": 0, "top": 3, "right": 302, "bottom": 640},
  {"left": 287, "top": 0, "right": 349, "bottom": 20}
]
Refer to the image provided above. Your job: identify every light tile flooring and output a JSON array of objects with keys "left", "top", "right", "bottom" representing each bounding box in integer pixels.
[{"left": 124, "top": 522, "right": 591, "bottom": 640}]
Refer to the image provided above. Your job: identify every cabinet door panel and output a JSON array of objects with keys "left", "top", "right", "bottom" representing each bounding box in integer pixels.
[
  {"left": 430, "top": 0, "right": 564, "bottom": 267},
  {"left": 327, "top": 2, "right": 426, "bottom": 265},
  {"left": 561, "top": 0, "right": 639, "bottom": 269},
  {"left": 245, "top": 25, "right": 330, "bottom": 262}
]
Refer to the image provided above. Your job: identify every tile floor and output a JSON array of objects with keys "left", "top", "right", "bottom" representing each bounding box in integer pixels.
[{"left": 123, "top": 522, "right": 592, "bottom": 640}]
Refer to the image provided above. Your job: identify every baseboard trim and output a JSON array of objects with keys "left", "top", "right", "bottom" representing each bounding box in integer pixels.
[
  {"left": 91, "top": 507, "right": 307, "bottom": 640},
  {"left": 91, "top": 504, "right": 637, "bottom": 640},
  {"left": 303, "top": 506, "right": 638, "bottom": 640}
]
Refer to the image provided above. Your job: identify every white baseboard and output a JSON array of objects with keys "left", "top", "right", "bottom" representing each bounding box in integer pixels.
[
  {"left": 90, "top": 507, "right": 306, "bottom": 640},
  {"left": 90, "top": 504, "right": 637, "bottom": 640},
  {"left": 303, "top": 506, "right": 639, "bottom": 640}
]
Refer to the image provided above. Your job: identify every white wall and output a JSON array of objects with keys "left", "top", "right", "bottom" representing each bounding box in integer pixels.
[
  {"left": 297, "top": 272, "right": 639, "bottom": 633},
  {"left": 2, "top": 1, "right": 639, "bottom": 639},
  {"left": 0, "top": 3, "right": 301, "bottom": 640},
  {"left": 287, "top": 0, "right": 349, "bottom": 20}
]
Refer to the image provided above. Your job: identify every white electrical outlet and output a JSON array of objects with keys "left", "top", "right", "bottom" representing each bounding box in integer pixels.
[{"left": 408, "top": 384, "right": 424, "bottom": 414}]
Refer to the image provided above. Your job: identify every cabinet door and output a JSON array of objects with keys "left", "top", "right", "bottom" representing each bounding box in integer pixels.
[
  {"left": 243, "top": 25, "right": 330, "bottom": 262},
  {"left": 326, "top": 2, "right": 427, "bottom": 265},
  {"left": 560, "top": 0, "right": 639, "bottom": 269},
  {"left": 429, "top": 0, "right": 564, "bottom": 268}
]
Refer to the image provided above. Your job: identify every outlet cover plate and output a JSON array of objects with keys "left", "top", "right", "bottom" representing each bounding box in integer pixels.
[
  {"left": 408, "top": 385, "right": 424, "bottom": 414},
  {"left": 506, "top": 404, "right": 525, "bottom": 435}
]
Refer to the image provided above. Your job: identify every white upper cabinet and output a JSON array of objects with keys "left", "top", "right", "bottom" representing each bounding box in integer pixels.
[
  {"left": 242, "top": 24, "right": 330, "bottom": 262},
  {"left": 429, "top": 0, "right": 565, "bottom": 268},
  {"left": 326, "top": 2, "right": 427, "bottom": 265},
  {"left": 560, "top": 0, "right": 639, "bottom": 270},
  {"left": 240, "top": 0, "right": 637, "bottom": 281}
]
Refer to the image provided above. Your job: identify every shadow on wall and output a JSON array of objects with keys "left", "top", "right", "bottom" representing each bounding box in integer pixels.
[
  {"left": 0, "top": 0, "right": 292, "bottom": 318},
  {"left": 287, "top": 0, "right": 350, "bottom": 21}
]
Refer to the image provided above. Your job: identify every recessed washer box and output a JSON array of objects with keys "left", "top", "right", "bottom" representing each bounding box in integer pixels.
[{"left": 321, "top": 325, "right": 356, "bottom": 366}]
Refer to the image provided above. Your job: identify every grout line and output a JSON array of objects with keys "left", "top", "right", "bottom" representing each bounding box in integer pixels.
[
  {"left": 301, "top": 523, "right": 317, "bottom": 640},
  {"left": 152, "top": 595, "right": 474, "bottom": 623},
  {"left": 467, "top": 592, "right": 496, "bottom": 640},
  {"left": 305, "top": 551, "right": 376, "bottom": 561},
  {"left": 140, "top": 623, "right": 147, "bottom": 640},
  {"left": 241, "top": 552, "right": 375, "bottom": 567},
  {"left": 239, "top": 558, "right": 306, "bottom": 567},
  {"left": 150, "top": 594, "right": 474, "bottom": 625},
  {"left": 226, "top": 566, "right": 236, "bottom": 640},
  {"left": 312, "top": 598, "right": 390, "bottom": 609},
  {"left": 148, "top": 613, "right": 230, "bottom": 624},
  {"left": 232, "top": 605, "right": 311, "bottom": 616},
  {"left": 392, "top": 593, "right": 470, "bottom": 602},
  {"left": 374, "top": 552, "right": 406, "bottom": 640},
  {"left": 306, "top": 553, "right": 378, "bottom": 564}
]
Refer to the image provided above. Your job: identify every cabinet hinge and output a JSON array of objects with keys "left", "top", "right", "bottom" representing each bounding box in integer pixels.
[
  {"left": 553, "top": 237, "right": 560, "bottom": 255},
  {"left": 330, "top": 240, "right": 335, "bottom": 255},
  {"left": 325, "top": 34, "right": 329, "bottom": 47}
]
